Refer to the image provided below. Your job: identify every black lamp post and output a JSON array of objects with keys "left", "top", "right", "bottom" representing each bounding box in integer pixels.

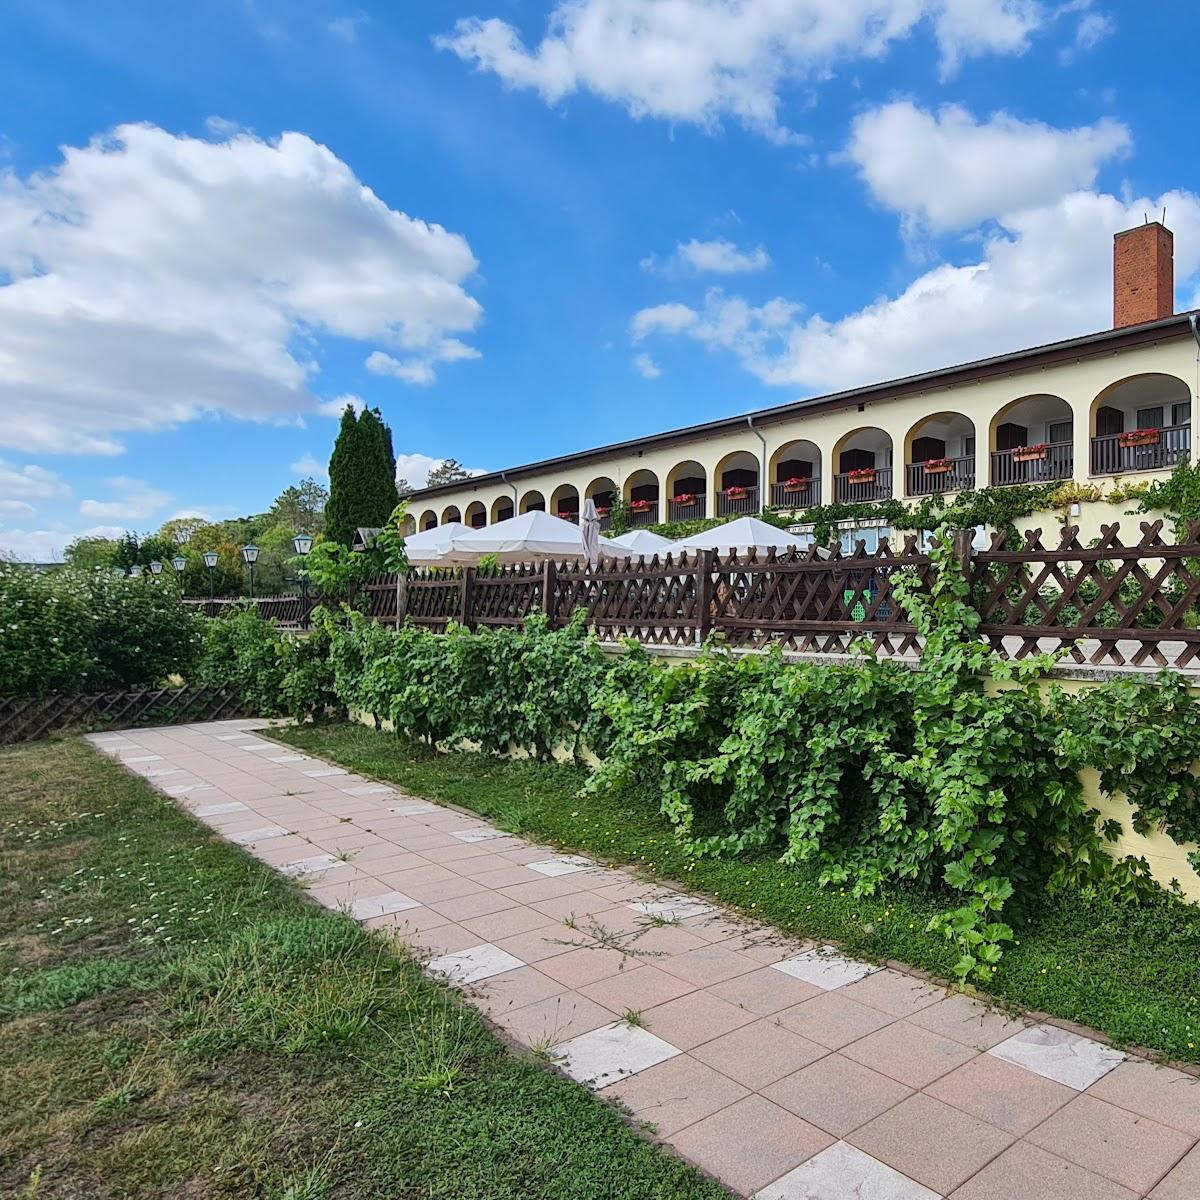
[
  {"left": 241, "top": 543, "right": 259, "bottom": 600},
  {"left": 202, "top": 550, "right": 218, "bottom": 616},
  {"left": 292, "top": 533, "right": 313, "bottom": 627}
]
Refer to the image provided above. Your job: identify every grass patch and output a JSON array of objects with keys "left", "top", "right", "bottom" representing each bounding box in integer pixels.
[
  {"left": 0, "top": 738, "right": 728, "bottom": 1199},
  {"left": 273, "top": 721, "right": 1200, "bottom": 1064}
]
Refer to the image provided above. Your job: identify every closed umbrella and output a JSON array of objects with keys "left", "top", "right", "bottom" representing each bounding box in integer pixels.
[{"left": 580, "top": 498, "right": 601, "bottom": 569}]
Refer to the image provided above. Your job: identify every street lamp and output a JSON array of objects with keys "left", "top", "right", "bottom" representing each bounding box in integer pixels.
[
  {"left": 129, "top": 564, "right": 143, "bottom": 578},
  {"left": 241, "top": 543, "right": 259, "bottom": 599},
  {"left": 171, "top": 554, "right": 187, "bottom": 575},
  {"left": 202, "top": 550, "right": 218, "bottom": 615},
  {"left": 292, "top": 533, "right": 313, "bottom": 627},
  {"left": 148, "top": 560, "right": 164, "bottom": 577}
]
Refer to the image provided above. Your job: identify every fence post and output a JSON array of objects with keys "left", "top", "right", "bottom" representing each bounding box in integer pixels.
[
  {"left": 396, "top": 572, "right": 408, "bottom": 629},
  {"left": 460, "top": 567, "right": 475, "bottom": 630},
  {"left": 952, "top": 528, "right": 976, "bottom": 603},
  {"left": 542, "top": 559, "right": 558, "bottom": 628},
  {"left": 695, "top": 549, "right": 715, "bottom": 645}
]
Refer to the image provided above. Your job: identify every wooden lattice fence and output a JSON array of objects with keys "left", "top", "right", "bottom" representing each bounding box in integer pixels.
[
  {"left": 0, "top": 686, "right": 251, "bottom": 746},
  {"left": 182, "top": 595, "right": 325, "bottom": 628},
  {"left": 358, "top": 522, "right": 1200, "bottom": 669}
]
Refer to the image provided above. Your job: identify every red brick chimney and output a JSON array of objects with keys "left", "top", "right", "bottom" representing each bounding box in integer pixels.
[{"left": 1113, "top": 220, "right": 1174, "bottom": 328}]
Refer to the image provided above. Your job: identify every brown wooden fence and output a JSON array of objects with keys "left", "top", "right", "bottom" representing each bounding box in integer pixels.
[
  {"left": 182, "top": 594, "right": 325, "bottom": 628},
  {"left": 356, "top": 521, "right": 1200, "bottom": 670},
  {"left": 0, "top": 686, "right": 251, "bottom": 745}
]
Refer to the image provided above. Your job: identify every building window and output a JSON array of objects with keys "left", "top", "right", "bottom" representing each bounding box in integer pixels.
[
  {"left": 963, "top": 435, "right": 976, "bottom": 457},
  {"left": 838, "top": 523, "right": 891, "bottom": 554},
  {"left": 1048, "top": 420, "right": 1072, "bottom": 444},
  {"left": 1136, "top": 406, "right": 1166, "bottom": 430},
  {"left": 1173, "top": 401, "right": 1191, "bottom": 427}
]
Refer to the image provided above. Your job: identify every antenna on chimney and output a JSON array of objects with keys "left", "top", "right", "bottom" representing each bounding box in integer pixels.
[{"left": 1162, "top": 207, "right": 1168, "bottom": 225}]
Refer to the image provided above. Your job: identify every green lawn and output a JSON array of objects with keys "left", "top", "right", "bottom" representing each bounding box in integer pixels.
[
  {"left": 273, "top": 721, "right": 1200, "bottom": 1066},
  {"left": 0, "top": 739, "right": 729, "bottom": 1200}
]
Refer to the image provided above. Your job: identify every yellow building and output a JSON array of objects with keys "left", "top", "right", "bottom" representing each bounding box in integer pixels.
[{"left": 407, "top": 222, "right": 1200, "bottom": 548}]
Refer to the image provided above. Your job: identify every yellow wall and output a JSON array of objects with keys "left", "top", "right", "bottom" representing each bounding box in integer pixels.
[{"left": 413, "top": 337, "right": 1200, "bottom": 531}]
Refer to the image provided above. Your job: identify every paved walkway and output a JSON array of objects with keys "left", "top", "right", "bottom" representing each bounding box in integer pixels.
[{"left": 88, "top": 720, "right": 1200, "bottom": 1200}]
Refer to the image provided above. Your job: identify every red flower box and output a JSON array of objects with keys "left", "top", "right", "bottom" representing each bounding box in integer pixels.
[
  {"left": 783, "top": 477, "right": 810, "bottom": 493},
  {"left": 595, "top": 506, "right": 610, "bottom": 516},
  {"left": 724, "top": 485, "right": 748, "bottom": 499},
  {"left": 672, "top": 493, "right": 697, "bottom": 505},
  {"left": 557, "top": 510, "right": 577, "bottom": 520},
  {"left": 846, "top": 468, "right": 877, "bottom": 483},
  {"left": 630, "top": 499, "right": 652, "bottom": 511},
  {"left": 1012, "top": 444, "right": 1048, "bottom": 462},
  {"left": 1118, "top": 428, "right": 1161, "bottom": 448},
  {"left": 923, "top": 458, "right": 951, "bottom": 474}
]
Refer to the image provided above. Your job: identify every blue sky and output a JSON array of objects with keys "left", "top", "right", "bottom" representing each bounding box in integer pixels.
[{"left": 2, "top": 0, "right": 1198, "bottom": 558}]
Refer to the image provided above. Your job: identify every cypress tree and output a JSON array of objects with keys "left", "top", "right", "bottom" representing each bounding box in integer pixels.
[{"left": 324, "top": 404, "right": 399, "bottom": 548}]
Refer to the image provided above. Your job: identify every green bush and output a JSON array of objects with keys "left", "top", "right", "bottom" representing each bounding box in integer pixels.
[
  {"left": 312, "top": 534, "right": 1200, "bottom": 985},
  {"left": 195, "top": 606, "right": 339, "bottom": 721},
  {"left": 0, "top": 563, "right": 203, "bottom": 697}
]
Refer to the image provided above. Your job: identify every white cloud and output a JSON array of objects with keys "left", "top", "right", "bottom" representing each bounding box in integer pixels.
[
  {"left": 395, "top": 452, "right": 487, "bottom": 489},
  {"left": 328, "top": 12, "right": 369, "bottom": 42},
  {"left": 0, "top": 499, "right": 34, "bottom": 518},
  {"left": 1060, "top": 8, "right": 1115, "bottom": 63},
  {"left": 367, "top": 338, "right": 480, "bottom": 386},
  {"left": 367, "top": 352, "right": 435, "bottom": 385},
  {"left": 631, "top": 303, "right": 701, "bottom": 341},
  {"left": 78, "top": 476, "right": 170, "bottom": 521},
  {"left": 291, "top": 452, "right": 328, "bottom": 481},
  {"left": 0, "top": 123, "right": 482, "bottom": 455},
  {"left": 846, "top": 101, "right": 1130, "bottom": 233},
  {"left": 0, "top": 524, "right": 124, "bottom": 563},
  {"left": 643, "top": 238, "right": 770, "bottom": 276},
  {"left": 0, "top": 460, "right": 71, "bottom": 503},
  {"left": 630, "top": 188, "right": 1200, "bottom": 394},
  {"left": 317, "top": 393, "right": 366, "bottom": 418},
  {"left": 437, "top": 0, "right": 1044, "bottom": 141},
  {"left": 633, "top": 352, "right": 662, "bottom": 379}
]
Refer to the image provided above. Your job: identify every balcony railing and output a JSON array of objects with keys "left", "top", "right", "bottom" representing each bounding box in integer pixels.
[
  {"left": 906, "top": 457, "right": 975, "bottom": 497},
  {"left": 556, "top": 511, "right": 579, "bottom": 524},
  {"left": 668, "top": 498, "right": 707, "bottom": 521},
  {"left": 628, "top": 501, "right": 659, "bottom": 526},
  {"left": 770, "top": 479, "right": 820, "bottom": 507},
  {"left": 1090, "top": 424, "right": 1190, "bottom": 476},
  {"left": 597, "top": 513, "right": 612, "bottom": 532},
  {"left": 991, "top": 441, "right": 1073, "bottom": 487},
  {"left": 717, "top": 486, "right": 760, "bottom": 516},
  {"left": 834, "top": 468, "right": 893, "bottom": 504}
]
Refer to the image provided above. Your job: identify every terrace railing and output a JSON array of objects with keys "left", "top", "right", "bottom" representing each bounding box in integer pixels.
[
  {"left": 1090, "top": 424, "right": 1189, "bottom": 476},
  {"left": 668, "top": 497, "right": 707, "bottom": 522},
  {"left": 627, "top": 501, "right": 660, "bottom": 526},
  {"left": 770, "top": 479, "right": 819, "bottom": 507},
  {"left": 905, "top": 457, "right": 975, "bottom": 496},
  {"left": 990, "top": 440, "right": 1073, "bottom": 487},
  {"left": 834, "top": 468, "right": 893, "bottom": 503},
  {"left": 717, "top": 486, "right": 760, "bottom": 516},
  {"left": 359, "top": 520, "right": 1200, "bottom": 670}
]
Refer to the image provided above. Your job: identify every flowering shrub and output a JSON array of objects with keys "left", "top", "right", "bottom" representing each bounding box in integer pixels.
[{"left": 0, "top": 563, "right": 203, "bottom": 697}]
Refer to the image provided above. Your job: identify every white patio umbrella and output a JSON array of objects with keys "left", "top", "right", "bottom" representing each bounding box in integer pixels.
[
  {"left": 580, "top": 498, "right": 601, "bottom": 570},
  {"left": 443, "top": 510, "right": 587, "bottom": 564},
  {"left": 402, "top": 521, "right": 470, "bottom": 565},
  {"left": 672, "top": 516, "right": 817, "bottom": 557},
  {"left": 601, "top": 529, "right": 675, "bottom": 558}
]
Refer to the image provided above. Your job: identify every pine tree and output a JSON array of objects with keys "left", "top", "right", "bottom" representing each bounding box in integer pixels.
[{"left": 324, "top": 404, "right": 399, "bottom": 547}]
